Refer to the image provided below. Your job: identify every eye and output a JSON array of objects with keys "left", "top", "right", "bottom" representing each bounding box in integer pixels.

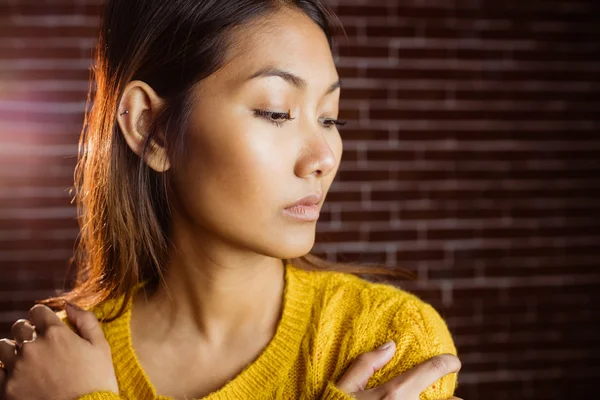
[
  {"left": 319, "top": 117, "right": 347, "bottom": 129},
  {"left": 253, "top": 109, "right": 348, "bottom": 129},
  {"left": 253, "top": 109, "right": 295, "bottom": 128}
]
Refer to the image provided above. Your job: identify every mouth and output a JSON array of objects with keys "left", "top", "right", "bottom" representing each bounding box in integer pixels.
[
  {"left": 282, "top": 203, "right": 320, "bottom": 221},
  {"left": 284, "top": 191, "right": 323, "bottom": 208},
  {"left": 282, "top": 191, "right": 323, "bottom": 222}
]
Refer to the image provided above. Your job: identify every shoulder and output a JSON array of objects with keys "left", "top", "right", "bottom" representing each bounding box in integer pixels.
[
  {"left": 299, "top": 266, "right": 446, "bottom": 334},
  {"left": 299, "top": 268, "right": 458, "bottom": 399},
  {"left": 363, "top": 280, "right": 457, "bottom": 399},
  {"left": 53, "top": 294, "right": 129, "bottom": 336}
]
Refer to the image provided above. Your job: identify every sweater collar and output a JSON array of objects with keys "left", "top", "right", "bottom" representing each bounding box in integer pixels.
[{"left": 100, "top": 261, "right": 315, "bottom": 399}]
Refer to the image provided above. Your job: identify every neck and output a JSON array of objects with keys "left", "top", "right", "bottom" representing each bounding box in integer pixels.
[{"left": 132, "top": 221, "right": 286, "bottom": 349}]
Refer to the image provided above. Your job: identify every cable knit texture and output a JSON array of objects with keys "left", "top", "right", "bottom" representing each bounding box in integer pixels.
[{"left": 58, "top": 262, "right": 458, "bottom": 399}]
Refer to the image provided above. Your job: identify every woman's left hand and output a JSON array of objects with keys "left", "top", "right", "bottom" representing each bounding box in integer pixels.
[{"left": 0, "top": 302, "right": 119, "bottom": 400}]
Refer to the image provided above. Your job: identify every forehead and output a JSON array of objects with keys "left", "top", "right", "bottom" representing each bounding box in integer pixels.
[{"left": 208, "top": 8, "right": 339, "bottom": 95}]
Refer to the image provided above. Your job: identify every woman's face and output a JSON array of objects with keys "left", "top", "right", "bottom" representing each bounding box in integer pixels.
[{"left": 170, "top": 8, "right": 343, "bottom": 259}]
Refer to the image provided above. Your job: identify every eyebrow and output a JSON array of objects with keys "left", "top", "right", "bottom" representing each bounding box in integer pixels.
[{"left": 246, "top": 66, "right": 341, "bottom": 96}]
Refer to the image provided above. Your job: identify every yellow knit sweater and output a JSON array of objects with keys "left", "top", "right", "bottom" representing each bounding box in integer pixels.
[{"left": 59, "top": 262, "right": 458, "bottom": 399}]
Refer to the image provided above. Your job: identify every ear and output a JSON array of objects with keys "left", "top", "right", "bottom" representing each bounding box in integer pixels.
[{"left": 116, "top": 80, "right": 171, "bottom": 172}]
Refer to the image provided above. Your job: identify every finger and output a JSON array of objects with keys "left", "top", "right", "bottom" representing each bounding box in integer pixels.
[
  {"left": 335, "top": 340, "right": 397, "bottom": 393},
  {"left": 28, "top": 304, "right": 63, "bottom": 335},
  {"left": 0, "top": 339, "right": 17, "bottom": 372},
  {"left": 11, "top": 319, "right": 36, "bottom": 349},
  {"left": 383, "top": 354, "right": 461, "bottom": 396},
  {"left": 0, "top": 361, "right": 6, "bottom": 392},
  {"left": 65, "top": 302, "right": 105, "bottom": 346}
]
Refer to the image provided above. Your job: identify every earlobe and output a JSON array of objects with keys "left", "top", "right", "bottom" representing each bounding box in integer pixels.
[{"left": 143, "top": 136, "right": 171, "bottom": 172}]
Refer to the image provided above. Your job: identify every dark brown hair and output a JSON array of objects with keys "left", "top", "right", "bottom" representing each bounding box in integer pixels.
[{"left": 38, "top": 0, "right": 415, "bottom": 322}]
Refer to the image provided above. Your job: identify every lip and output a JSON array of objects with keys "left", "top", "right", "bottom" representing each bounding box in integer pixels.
[
  {"left": 285, "top": 192, "right": 323, "bottom": 209},
  {"left": 282, "top": 191, "right": 323, "bottom": 221}
]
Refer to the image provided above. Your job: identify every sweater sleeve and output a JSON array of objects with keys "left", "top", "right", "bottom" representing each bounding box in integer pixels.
[
  {"left": 364, "top": 295, "right": 459, "bottom": 400},
  {"left": 77, "top": 392, "right": 125, "bottom": 400},
  {"left": 411, "top": 301, "right": 459, "bottom": 399},
  {"left": 319, "top": 380, "right": 357, "bottom": 400}
]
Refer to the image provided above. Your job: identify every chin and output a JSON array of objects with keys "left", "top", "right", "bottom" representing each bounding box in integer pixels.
[{"left": 272, "top": 232, "right": 316, "bottom": 259}]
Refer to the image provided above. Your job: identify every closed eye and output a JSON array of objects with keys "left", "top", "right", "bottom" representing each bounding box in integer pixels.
[
  {"left": 319, "top": 117, "right": 347, "bottom": 129},
  {"left": 253, "top": 109, "right": 294, "bottom": 127}
]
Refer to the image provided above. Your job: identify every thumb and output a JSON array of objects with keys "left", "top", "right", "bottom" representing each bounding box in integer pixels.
[
  {"left": 335, "top": 340, "right": 397, "bottom": 394},
  {"left": 65, "top": 302, "right": 105, "bottom": 346}
]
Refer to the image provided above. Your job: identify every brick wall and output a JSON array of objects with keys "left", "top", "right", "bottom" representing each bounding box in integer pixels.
[{"left": 1, "top": 1, "right": 599, "bottom": 399}]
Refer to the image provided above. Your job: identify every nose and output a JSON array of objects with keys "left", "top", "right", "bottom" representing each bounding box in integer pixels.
[{"left": 294, "top": 124, "right": 338, "bottom": 179}]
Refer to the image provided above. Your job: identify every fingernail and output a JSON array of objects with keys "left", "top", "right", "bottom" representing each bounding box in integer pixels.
[{"left": 378, "top": 340, "right": 395, "bottom": 351}]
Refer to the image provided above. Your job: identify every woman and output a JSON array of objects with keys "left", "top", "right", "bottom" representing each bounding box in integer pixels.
[{"left": 0, "top": 0, "right": 462, "bottom": 399}]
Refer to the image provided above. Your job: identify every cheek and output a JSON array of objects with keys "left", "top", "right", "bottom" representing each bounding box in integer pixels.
[
  {"left": 325, "top": 131, "right": 343, "bottom": 184},
  {"left": 176, "top": 122, "right": 288, "bottom": 223},
  {"left": 333, "top": 132, "right": 343, "bottom": 165}
]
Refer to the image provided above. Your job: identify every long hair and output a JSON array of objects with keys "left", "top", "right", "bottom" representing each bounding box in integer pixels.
[{"left": 38, "top": 0, "right": 415, "bottom": 322}]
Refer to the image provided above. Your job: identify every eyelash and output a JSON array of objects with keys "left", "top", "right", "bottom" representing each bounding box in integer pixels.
[{"left": 253, "top": 109, "right": 347, "bottom": 129}]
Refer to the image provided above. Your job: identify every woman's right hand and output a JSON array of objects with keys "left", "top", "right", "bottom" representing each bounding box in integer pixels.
[{"left": 333, "top": 340, "right": 462, "bottom": 400}]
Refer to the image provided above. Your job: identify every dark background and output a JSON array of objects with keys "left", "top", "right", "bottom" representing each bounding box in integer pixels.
[{"left": 1, "top": 0, "right": 599, "bottom": 399}]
